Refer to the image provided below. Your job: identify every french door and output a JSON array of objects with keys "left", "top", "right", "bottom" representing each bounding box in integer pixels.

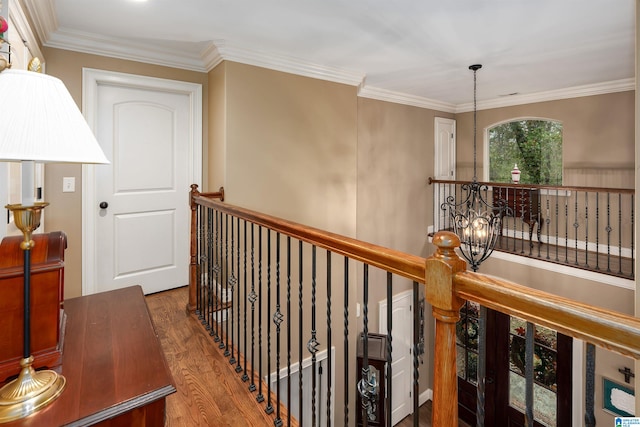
[{"left": 456, "top": 303, "right": 572, "bottom": 426}]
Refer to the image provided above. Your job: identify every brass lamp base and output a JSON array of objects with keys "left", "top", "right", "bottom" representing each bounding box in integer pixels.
[
  {"left": 0, "top": 202, "right": 66, "bottom": 423},
  {"left": 0, "top": 356, "right": 66, "bottom": 423}
]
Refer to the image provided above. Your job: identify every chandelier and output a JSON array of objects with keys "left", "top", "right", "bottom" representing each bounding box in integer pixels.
[{"left": 442, "top": 64, "right": 509, "bottom": 272}]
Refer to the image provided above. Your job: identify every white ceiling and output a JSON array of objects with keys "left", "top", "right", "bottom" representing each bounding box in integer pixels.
[{"left": 23, "top": 0, "right": 636, "bottom": 111}]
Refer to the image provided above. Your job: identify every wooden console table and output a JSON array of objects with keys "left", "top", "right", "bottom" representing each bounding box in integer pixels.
[
  {"left": 492, "top": 185, "right": 543, "bottom": 244},
  {"left": 4, "top": 286, "right": 176, "bottom": 426}
]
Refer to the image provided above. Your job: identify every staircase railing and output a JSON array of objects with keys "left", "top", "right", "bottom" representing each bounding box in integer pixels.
[
  {"left": 189, "top": 185, "right": 640, "bottom": 427},
  {"left": 430, "top": 178, "right": 635, "bottom": 279}
]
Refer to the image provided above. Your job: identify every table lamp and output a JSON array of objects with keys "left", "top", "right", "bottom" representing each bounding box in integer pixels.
[{"left": 0, "top": 67, "right": 109, "bottom": 422}]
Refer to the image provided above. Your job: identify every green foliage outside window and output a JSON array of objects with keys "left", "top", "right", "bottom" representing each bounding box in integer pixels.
[{"left": 489, "top": 120, "right": 563, "bottom": 185}]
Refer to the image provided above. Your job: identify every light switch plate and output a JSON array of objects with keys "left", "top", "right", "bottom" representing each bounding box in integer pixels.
[{"left": 63, "top": 177, "right": 75, "bottom": 193}]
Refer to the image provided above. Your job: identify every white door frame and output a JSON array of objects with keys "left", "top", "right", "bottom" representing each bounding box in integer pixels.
[{"left": 81, "top": 68, "right": 202, "bottom": 296}]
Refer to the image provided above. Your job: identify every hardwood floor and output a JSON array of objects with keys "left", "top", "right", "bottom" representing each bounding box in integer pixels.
[
  {"left": 146, "top": 285, "right": 292, "bottom": 426},
  {"left": 146, "top": 286, "right": 474, "bottom": 427}
]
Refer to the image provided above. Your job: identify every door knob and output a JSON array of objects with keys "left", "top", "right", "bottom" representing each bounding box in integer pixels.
[{"left": 99, "top": 202, "right": 108, "bottom": 209}]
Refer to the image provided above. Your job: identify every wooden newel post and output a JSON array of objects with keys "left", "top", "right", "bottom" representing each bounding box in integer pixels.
[
  {"left": 425, "top": 231, "right": 467, "bottom": 427},
  {"left": 188, "top": 184, "right": 201, "bottom": 313}
]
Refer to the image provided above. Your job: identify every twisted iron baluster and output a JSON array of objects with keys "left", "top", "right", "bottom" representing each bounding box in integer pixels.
[
  {"left": 476, "top": 306, "right": 487, "bottom": 427},
  {"left": 196, "top": 205, "right": 204, "bottom": 319},
  {"left": 249, "top": 223, "right": 257, "bottom": 392},
  {"left": 265, "top": 230, "right": 274, "bottom": 415},
  {"left": 257, "top": 226, "right": 264, "bottom": 403},
  {"left": 273, "top": 233, "right": 283, "bottom": 426}
]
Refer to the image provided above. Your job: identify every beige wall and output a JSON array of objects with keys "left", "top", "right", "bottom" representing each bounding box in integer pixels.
[
  {"left": 456, "top": 91, "right": 635, "bottom": 188},
  {"left": 207, "top": 61, "right": 360, "bottom": 417},
  {"left": 41, "top": 47, "right": 208, "bottom": 299}
]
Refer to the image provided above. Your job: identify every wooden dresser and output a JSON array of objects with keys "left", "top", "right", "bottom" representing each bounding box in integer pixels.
[
  {"left": 492, "top": 185, "right": 543, "bottom": 243},
  {"left": 4, "top": 286, "right": 176, "bottom": 426},
  {"left": 0, "top": 231, "right": 67, "bottom": 382}
]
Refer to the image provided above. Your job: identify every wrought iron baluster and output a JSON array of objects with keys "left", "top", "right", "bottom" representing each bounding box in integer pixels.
[
  {"left": 585, "top": 343, "right": 596, "bottom": 427},
  {"left": 224, "top": 213, "right": 230, "bottom": 356},
  {"left": 214, "top": 209, "right": 221, "bottom": 342},
  {"left": 286, "top": 236, "right": 292, "bottom": 427},
  {"left": 249, "top": 223, "right": 257, "bottom": 393},
  {"left": 242, "top": 220, "right": 249, "bottom": 382},
  {"left": 574, "top": 192, "right": 579, "bottom": 265},
  {"left": 273, "top": 233, "right": 283, "bottom": 426},
  {"left": 343, "top": 257, "right": 350, "bottom": 427},
  {"left": 386, "top": 272, "right": 392, "bottom": 427},
  {"left": 196, "top": 206, "right": 204, "bottom": 318},
  {"left": 545, "top": 198, "right": 551, "bottom": 260},
  {"left": 607, "top": 193, "right": 612, "bottom": 272},
  {"left": 326, "top": 250, "right": 332, "bottom": 427},
  {"left": 412, "top": 281, "right": 420, "bottom": 427},
  {"left": 206, "top": 208, "right": 214, "bottom": 335},
  {"left": 229, "top": 215, "right": 236, "bottom": 363},
  {"left": 555, "top": 188, "right": 560, "bottom": 262},
  {"left": 298, "top": 241, "right": 304, "bottom": 423},
  {"left": 564, "top": 195, "right": 569, "bottom": 262},
  {"left": 266, "top": 230, "right": 274, "bottom": 415},
  {"left": 236, "top": 217, "right": 243, "bottom": 373},
  {"left": 257, "top": 226, "right": 264, "bottom": 403},
  {"left": 618, "top": 193, "right": 623, "bottom": 275},
  {"left": 584, "top": 192, "right": 589, "bottom": 266},
  {"left": 309, "top": 245, "right": 319, "bottom": 427},
  {"left": 596, "top": 193, "right": 601, "bottom": 271},
  {"left": 359, "top": 264, "right": 371, "bottom": 427}
]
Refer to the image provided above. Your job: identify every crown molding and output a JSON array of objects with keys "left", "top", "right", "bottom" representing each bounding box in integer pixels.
[
  {"left": 358, "top": 86, "right": 457, "bottom": 113},
  {"left": 45, "top": 28, "right": 208, "bottom": 72},
  {"left": 9, "top": 0, "right": 44, "bottom": 61},
  {"left": 212, "top": 40, "right": 365, "bottom": 87},
  {"left": 23, "top": 0, "right": 635, "bottom": 109},
  {"left": 455, "top": 78, "right": 636, "bottom": 113},
  {"left": 21, "top": 0, "right": 57, "bottom": 46}
]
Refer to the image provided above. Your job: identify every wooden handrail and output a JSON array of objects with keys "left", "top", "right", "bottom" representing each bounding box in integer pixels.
[
  {"left": 426, "top": 231, "right": 640, "bottom": 427},
  {"left": 454, "top": 271, "right": 640, "bottom": 359},
  {"left": 190, "top": 186, "right": 425, "bottom": 284},
  {"left": 428, "top": 176, "right": 635, "bottom": 194}
]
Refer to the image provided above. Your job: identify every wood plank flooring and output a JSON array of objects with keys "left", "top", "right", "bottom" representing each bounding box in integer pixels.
[
  {"left": 146, "top": 285, "right": 291, "bottom": 426},
  {"left": 146, "top": 286, "right": 474, "bottom": 427}
]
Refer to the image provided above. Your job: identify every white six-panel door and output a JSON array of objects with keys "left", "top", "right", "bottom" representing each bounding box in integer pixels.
[{"left": 82, "top": 69, "right": 202, "bottom": 295}]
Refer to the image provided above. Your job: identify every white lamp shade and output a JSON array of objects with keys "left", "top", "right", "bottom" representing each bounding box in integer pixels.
[{"left": 0, "top": 69, "right": 108, "bottom": 164}]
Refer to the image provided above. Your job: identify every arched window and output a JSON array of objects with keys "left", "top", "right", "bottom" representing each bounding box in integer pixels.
[{"left": 486, "top": 119, "right": 563, "bottom": 185}]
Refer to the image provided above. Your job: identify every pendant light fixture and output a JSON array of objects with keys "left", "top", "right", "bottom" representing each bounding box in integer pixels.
[{"left": 442, "top": 64, "right": 508, "bottom": 272}]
